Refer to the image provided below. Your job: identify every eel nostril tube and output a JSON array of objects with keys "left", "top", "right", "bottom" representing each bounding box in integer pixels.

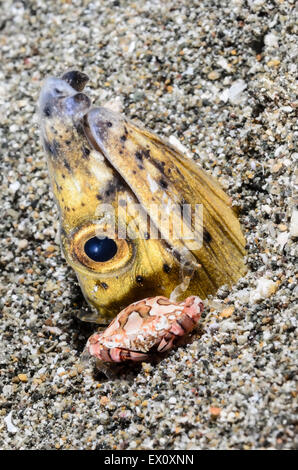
[{"left": 62, "top": 70, "right": 89, "bottom": 91}]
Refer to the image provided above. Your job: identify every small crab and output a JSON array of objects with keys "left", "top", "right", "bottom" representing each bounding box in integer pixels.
[{"left": 87, "top": 295, "right": 204, "bottom": 364}]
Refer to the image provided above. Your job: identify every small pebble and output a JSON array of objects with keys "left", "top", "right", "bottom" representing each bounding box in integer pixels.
[
  {"left": 209, "top": 407, "right": 221, "bottom": 418},
  {"left": 208, "top": 71, "right": 220, "bottom": 80},
  {"left": 17, "top": 239, "right": 29, "bottom": 251},
  {"left": 17, "top": 374, "right": 28, "bottom": 383}
]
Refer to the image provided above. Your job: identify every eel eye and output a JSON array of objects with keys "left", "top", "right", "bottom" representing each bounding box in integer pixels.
[
  {"left": 84, "top": 237, "right": 117, "bottom": 262},
  {"left": 62, "top": 222, "right": 134, "bottom": 274}
]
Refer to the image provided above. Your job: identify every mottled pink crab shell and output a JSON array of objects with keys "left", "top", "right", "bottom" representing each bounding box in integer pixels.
[{"left": 87, "top": 295, "right": 204, "bottom": 363}]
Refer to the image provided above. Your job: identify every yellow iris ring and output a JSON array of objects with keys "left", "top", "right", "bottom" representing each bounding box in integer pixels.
[{"left": 61, "top": 221, "right": 134, "bottom": 276}]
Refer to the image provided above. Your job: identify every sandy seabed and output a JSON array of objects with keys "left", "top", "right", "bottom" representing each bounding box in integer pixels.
[{"left": 0, "top": 0, "right": 297, "bottom": 450}]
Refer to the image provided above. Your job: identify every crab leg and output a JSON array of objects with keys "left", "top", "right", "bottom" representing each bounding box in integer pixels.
[{"left": 100, "top": 346, "right": 148, "bottom": 363}]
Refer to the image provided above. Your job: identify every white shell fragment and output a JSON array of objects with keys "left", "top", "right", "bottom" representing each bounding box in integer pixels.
[
  {"left": 264, "top": 33, "right": 279, "bottom": 48},
  {"left": 250, "top": 278, "right": 278, "bottom": 304},
  {"left": 169, "top": 135, "right": 192, "bottom": 159},
  {"left": 228, "top": 80, "right": 247, "bottom": 105},
  {"left": 9, "top": 181, "right": 20, "bottom": 194},
  {"left": 221, "top": 80, "right": 247, "bottom": 104},
  {"left": 4, "top": 411, "right": 19, "bottom": 434},
  {"left": 289, "top": 209, "right": 298, "bottom": 238}
]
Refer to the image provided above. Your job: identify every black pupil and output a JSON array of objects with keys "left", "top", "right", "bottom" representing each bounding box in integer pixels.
[{"left": 84, "top": 237, "right": 117, "bottom": 262}]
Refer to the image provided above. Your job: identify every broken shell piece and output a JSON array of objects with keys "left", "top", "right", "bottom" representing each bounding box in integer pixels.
[{"left": 250, "top": 278, "right": 278, "bottom": 304}]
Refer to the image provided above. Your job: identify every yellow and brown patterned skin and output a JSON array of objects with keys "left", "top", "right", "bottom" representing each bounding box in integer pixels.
[{"left": 39, "top": 71, "right": 246, "bottom": 324}]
